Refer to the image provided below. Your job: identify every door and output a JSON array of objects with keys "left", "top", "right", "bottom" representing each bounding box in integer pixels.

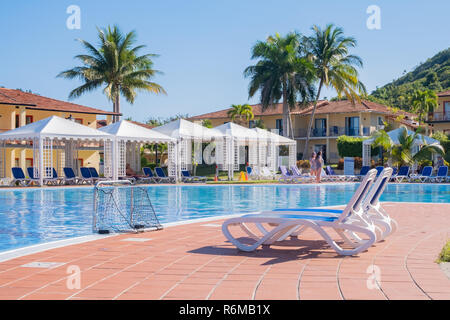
[{"left": 314, "top": 118, "right": 327, "bottom": 137}]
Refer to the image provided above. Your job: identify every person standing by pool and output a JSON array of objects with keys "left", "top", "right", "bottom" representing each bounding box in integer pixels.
[
  {"left": 315, "top": 151, "right": 324, "bottom": 183},
  {"left": 310, "top": 152, "right": 317, "bottom": 179}
]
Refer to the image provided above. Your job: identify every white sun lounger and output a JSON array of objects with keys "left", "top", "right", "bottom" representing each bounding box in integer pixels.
[
  {"left": 222, "top": 169, "right": 379, "bottom": 255},
  {"left": 272, "top": 168, "right": 396, "bottom": 242}
]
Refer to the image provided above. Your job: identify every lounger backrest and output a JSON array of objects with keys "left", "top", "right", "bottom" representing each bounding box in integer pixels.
[
  {"left": 80, "top": 167, "right": 92, "bottom": 179},
  {"left": 290, "top": 166, "right": 301, "bottom": 176},
  {"left": 246, "top": 166, "right": 252, "bottom": 175},
  {"left": 155, "top": 167, "right": 166, "bottom": 178},
  {"left": 375, "top": 166, "right": 384, "bottom": 176},
  {"left": 64, "top": 167, "right": 76, "bottom": 179},
  {"left": 364, "top": 167, "right": 393, "bottom": 208},
  {"left": 143, "top": 167, "right": 154, "bottom": 177},
  {"left": 181, "top": 170, "right": 190, "bottom": 177},
  {"left": 27, "top": 167, "right": 38, "bottom": 179},
  {"left": 359, "top": 166, "right": 370, "bottom": 176},
  {"left": 421, "top": 166, "right": 432, "bottom": 177},
  {"left": 437, "top": 166, "right": 448, "bottom": 177},
  {"left": 337, "top": 169, "right": 377, "bottom": 223},
  {"left": 392, "top": 167, "right": 398, "bottom": 176},
  {"left": 279, "top": 166, "right": 290, "bottom": 176},
  {"left": 88, "top": 167, "right": 99, "bottom": 178},
  {"left": 12, "top": 167, "right": 25, "bottom": 179},
  {"left": 398, "top": 166, "right": 409, "bottom": 176}
]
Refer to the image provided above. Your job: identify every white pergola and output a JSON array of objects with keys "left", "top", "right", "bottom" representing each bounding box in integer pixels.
[
  {"left": 252, "top": 127, "right": 297, "bottom": 172},
  {"left": 98, "top": 120, "right": 177, "bottom": 181},
  {"left": 0, "top": 116, "right": 114, "bottom": 186},
  {"left": 362, "top": 128, "right": 440, "bottom": 167},
  {"left": 152, "top": 119, "right": 224, "bottom": 179}
]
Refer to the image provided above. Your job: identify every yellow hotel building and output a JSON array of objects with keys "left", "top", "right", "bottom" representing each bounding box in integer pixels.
[
  {"left": 190, "top": 99, "right": 419, "bottom": 163},
  {"left": 426, "top": 90, "right": 450, "bottom": 134},
  {"left": 0, "top": 88, "right": 118, "bottom": 178}
]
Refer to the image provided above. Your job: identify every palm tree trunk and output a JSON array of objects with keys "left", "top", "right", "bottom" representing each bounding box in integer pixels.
[
  {"left": 282, "top": 80, "right": 289, "bottom": 137},
  {"left": 302, "top": 78, "right": 323, "bottom": 160},
  {"left": 113, "top": 91, "right": 120, "bottom": 123}
]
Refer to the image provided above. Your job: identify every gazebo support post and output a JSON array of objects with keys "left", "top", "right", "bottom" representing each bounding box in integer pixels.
[{"left": 38, "top": 138, "right": 44, "bottom": 186}]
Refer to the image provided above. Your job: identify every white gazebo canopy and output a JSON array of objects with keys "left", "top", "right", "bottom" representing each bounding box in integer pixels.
[
  {"left": 152, "top": 118, "right": 223, "bottom": 141},
  {"left": 214, "top": 122, "right": 259, "bottom": 142},
  {"left": 0, "top": 115, "right": 112, "bottom": 141},
  {"left": 152, "top": 119, "right": 223, "bottom": 178},
  {"left": 0, "top": 116, "right": 114, "bottom": 185},
  {"left": 362, "top": 127, "right": 441, "bottom": 166},
  {"left": 98, "top": 120, "right": 175, "bottom": 143},
  {"left": 98, "top": 120, "right": 177, "bottom": 180},
  {"left": 252, "top": 127, "right": 296, "bottom": 146}
]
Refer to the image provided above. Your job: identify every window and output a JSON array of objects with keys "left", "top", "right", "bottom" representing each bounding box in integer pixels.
[
  {"left": 15, "top": 115, "right": 20, "bottom": 128},
  {"left": 14, "top": 158, "right": 19, "bottom": 167},
  {"left": 275, "top": 119, "right": 283, "bottom": 136},
  {"left": 345, "top": 117, "right": 360, "bottom": 136},
  {"left": 77, "top": 159, "right": 84, "bottom": 168},
  {"left": 75, "top": 118, "right": 83, "bottom": 124},
  {"left": 25, "top": 115, "right": 33, "bottom": 125},
  {"left": 248, "top": 120, "right": 255, "bottom": 128},
  {"left": 378, "top": 116, "right": 384, "bottom": 125},
  {"left": 314, "top": 118, "right": 327, "bottom": 136},
  {"left": 445, "top": 102, "right": 450, "bottom": 114}
]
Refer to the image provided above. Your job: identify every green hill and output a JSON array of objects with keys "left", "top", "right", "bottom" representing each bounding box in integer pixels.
[{"left": 369, "top": 47, "right": 450, "bottom": 111}]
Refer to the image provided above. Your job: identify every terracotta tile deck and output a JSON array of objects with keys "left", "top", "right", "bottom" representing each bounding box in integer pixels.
[{"left": 0, "top": 202, "right": 449, "bottom": 300}]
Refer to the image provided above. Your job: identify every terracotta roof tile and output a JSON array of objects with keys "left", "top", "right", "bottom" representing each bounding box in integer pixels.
[
  {"left": 437, "top": 90, "right": 450, "bottom": 97},
  {"left": 190, "top": 100, "right": 417, "bottom": 120},
  {"left": 96, "top": 119, "right": 154, "bottom": 130},
  {"left": 189, "top": 101, "right": 327, "bottom": 120},
  {"left": 0, "top": 88, "right": 119, "bottom": 115}
]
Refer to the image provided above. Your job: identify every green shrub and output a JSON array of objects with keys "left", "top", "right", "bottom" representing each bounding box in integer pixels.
[
  {"left": 432, "top": 131, "right": 450, "bottom": 163},
  {"left": 297, "top": 160, "right": 310, "bottom": 169},
  {"left": 337, "top": 136, "right": 380, "bottom": 158}
]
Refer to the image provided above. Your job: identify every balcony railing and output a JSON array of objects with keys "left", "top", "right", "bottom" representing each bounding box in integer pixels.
[
  {"left": 428, "top": 112, "right": 450, "bottom": 122},
  {"left": 294, "top": 126, "right": 376, "bottom": 138}
]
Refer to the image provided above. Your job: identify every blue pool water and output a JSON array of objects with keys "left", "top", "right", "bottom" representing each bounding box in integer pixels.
[{"left": 0, "top": 183, "right": 449, "bottom": 252}]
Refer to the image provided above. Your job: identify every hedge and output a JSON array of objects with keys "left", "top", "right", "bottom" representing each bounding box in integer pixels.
[{"left": 336, "top": 136, "right": 380, "bottom": 158}]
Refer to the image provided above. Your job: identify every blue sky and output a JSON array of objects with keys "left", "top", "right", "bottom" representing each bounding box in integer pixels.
[{"left": 0, "top": 0, "right": 449, "bottom": 122}]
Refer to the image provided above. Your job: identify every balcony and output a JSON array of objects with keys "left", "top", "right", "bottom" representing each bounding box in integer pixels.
[
  {"left": 294, "top": 126, "right": 376, "bottom": 138},
  {"left": 427, "top": 112, "right": 450, "bottom": 122}
]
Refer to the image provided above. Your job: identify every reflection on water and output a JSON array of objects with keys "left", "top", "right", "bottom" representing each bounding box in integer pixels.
[{"left": 0, "top": 183, "right": 449, "bottom": 252}]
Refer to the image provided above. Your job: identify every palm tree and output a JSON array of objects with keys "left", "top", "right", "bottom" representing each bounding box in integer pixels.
[
  {"left": 58, "top": 25, "right": 165, "bottom": 122},
  {"left": 244, "top": 32, "right": 315, "bottom": 137},
  {"left": 372, "top": 127, "right": 444, "bottom": 167},
  {"left": 410, "top": 89, "right": 438, "bottom": 123},
  {"left": 302, "top": 24, "right": 366, "bottom": 159},
  {"left": 227, "top": 104, "right": 254, "bottom": 125}
]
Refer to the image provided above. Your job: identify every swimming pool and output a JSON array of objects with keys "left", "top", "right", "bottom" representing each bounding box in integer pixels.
[{"left": 0, "top": 183, "right": 449, "bottom": 252}]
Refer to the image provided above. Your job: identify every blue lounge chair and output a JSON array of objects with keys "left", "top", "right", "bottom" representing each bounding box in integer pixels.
[
  {"left": 290, "top": 165, "right": 313, "bottom": 182},
  {"left": 26, "top": 167, "right": 41, "bottom": 185},
  {"left": 45, "top": 167, "right": 64, "bottom": 185},
  {"left": 429, "top": 166, "right": 448, "bottom": 183},
  {"left": 63, "top": 167, "right": 80, "bottom": 185},
  {"left": 88, "top": 167, "right": 107, "bottom": 183},
  {"left": 392, "top": 166, "right": 409, "bottom": 182},
  {"left": 325, "top": 165, "right": 349, "bottom": 182},
  {"left": 155, "top": 167, "right": 175, "bottom": 183},
  {"left": 80, "top": 167, "right": 94, "bottom": 184},
  {"left": 142, "top": 167, "right": 160, "bottom": 183},
  {"left": 181, "top": 170, "right": 207, "bottom": 183},
  {"left": 356, "top": 166, "right": 370, "bottom": 181},
  {"left": 278, "top": 165, "right": 299, "bottom": 183},
  {"left": 375, "top": 166, "right": 384, "bottom": 176},
  {"left": 409, "top": 166, "right": 433, "bottom": 183},
  {"left": 11, "top": 167, "right": 30, "bottom": 186}
]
